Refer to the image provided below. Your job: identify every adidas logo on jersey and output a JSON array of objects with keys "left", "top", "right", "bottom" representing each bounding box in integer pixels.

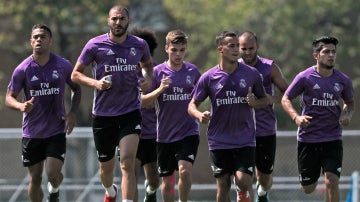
[
  {"left": 106, "top": 49, "right": 115, "bottom": 55},
  {"left": 31, "top": 75, "right": 39, "bottom": 81},
  {"left": 313, "top": 84, "right": 320, "bottom": 89}
]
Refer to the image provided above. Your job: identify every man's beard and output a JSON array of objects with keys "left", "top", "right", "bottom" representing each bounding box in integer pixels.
[
  {"left": 241, "top": 51, "right": 257, "bottom": 65},
  {"left": 323, "top": 65, "right": 334, "bottom": 70},
  {"left": 110, "top": 23, "right": 129, "bottom": 37},
  {"left": 320, "top": 61, "right": 334, "bottom": 70}
]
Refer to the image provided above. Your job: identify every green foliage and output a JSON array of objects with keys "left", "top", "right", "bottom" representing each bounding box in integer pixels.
[
  {"left": 0, "top": 0, "right": 114, "bottom": 56},
  {"left": 163, "top": 0, "right": 360, "bottom": 129},
  {"left": 1, "top": 0, "right": 359, "bottom": 128}
]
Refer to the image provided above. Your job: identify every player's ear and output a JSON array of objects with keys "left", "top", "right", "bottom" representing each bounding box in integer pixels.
[
  {"left": 217, "top": 45, "right": 223, "bottom": 53},
  {"left": 312, "top": 52, "right": 318, "bottom": 60}
]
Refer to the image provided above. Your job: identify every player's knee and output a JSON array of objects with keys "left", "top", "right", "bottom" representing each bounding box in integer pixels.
[
  {"left": 178, "top": 162, "right": 192, "bottom": 179},
  {"left": 324, "top": 172, "right": 339, "bottom": 189},
  {"left": 301, "top": 184, "right": 317, "bottom": 194},
  {"left": 120, "top": 158, "right": 135, "bottom": 173},
  {"left": 29, "top": 175, "right": 42, "bottom": 186}
]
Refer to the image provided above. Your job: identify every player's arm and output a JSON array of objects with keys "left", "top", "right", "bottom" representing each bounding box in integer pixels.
[
  {"left": 139, "top": 59, "right": 153, "bottom": 92},
  {"left": 62, "top": 81, "right": 82, "bottom": 135},
  {"left": 281, "top": 94, "right": 312, "bottom": 128},
  {"left": 141, "top": 75, "right": 171, "bottom": 108},
  {"left": 71, "top": 62, "right": 111, "bottom": 91},
  {"left": 270, "top": 63, "right": 289, "bottom": 104},
  {"left": 281, "top": 94, "right": 298, "bottom": 121},
  {"left": 5, "top": 89, "right": 34, "bottom": 113},
  {"left": 340, "top": 99, "right": 355, "bottom": 126},
  {"left": 188, "top": 99, "right": 211, "bottom": 124},
  {"left": 247, "top": 87, "right": 270, "bottom": 109}
]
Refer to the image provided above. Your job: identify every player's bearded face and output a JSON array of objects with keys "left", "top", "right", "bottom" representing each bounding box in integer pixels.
[
  {"left": 317, "top": 45, "right": 336, "bottom": 69},
  {"left": 242, "top": 50, "right": 257, "bottom": 64},
  {"left": 110, "top": 22, "right": 129, "bottom": 37},
  {"left": 319, "top": 61, "right": 335, "bottom": 69}
]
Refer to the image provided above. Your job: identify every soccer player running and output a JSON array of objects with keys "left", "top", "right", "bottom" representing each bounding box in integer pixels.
[
  {"left": 188, "top": 31, "right": 269, "bottom": 202},
  {"left": 5, "top": 24, "right": 81, "bottom": 202},
  {"left": 71, "top": 5, "right": 153, "bottom": 202},
  {"left": 281, "top": 36, "right": 355, "bottom": 202},
  {"left": 141, "top": 30, "right": 201, "bottom": 202},
  {"left": 128, "top": 26, "right": 176, "bottom": 202},
  {"left": 238, "top": 31, "right": 289, "bottom": 202}
]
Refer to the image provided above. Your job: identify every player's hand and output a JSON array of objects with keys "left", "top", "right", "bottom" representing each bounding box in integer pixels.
[
  {"left": 96, "top": 75, "right": 112, "bottom": 91},
  {"left": 141, "top": 72, "right": 153, "bottom": 92},
  {"left": 21, "top": 97, "right": 35, "bottom": 113},
  {"left": 63, "top": 112, "right": 76, "bottom": 135},
  {"left": 246, "top": 87, "right": 256, "bottom": 107},
  {"left": 159, "top": 75, "right": 172, "bottom": 92},
  {"left": 294, "top": 115, "right": 312, "bottom": 128},
  {"left": 139, "top": 77, "right": 150, "bottom": 92},
  {"left": 198, "top": 111, "right": 211, "bottom": 124},
  {"left": 340, "top": 114, "right": 351, "bottom": 126}
]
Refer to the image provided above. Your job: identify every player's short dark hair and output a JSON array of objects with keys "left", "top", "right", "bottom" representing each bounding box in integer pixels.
[
  {"left": 312, "top": 36, "right": 338, "bottom": 52},
  {"left": 109, "top": 5, "right": 129, "bottom": 17},
  {"left": 215, "top": 31, "right": 238, "bottom": 46},
  {"left": 129, "top": 26, "right": 158, "bottom": 56},
  {"left": 32, "top": 24, "right": 52, "bottom": 38},
  {"left": 239, "top": 31, "right": 258, "bottom": 43}
]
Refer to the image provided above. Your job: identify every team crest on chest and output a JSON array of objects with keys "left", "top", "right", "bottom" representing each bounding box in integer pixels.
[
  {"left": 239, "top": 79, "right": 246, "bottom": 88},
  {"left": 215, "top": 82, "right": 223, "bottom": 90},
  {"left": 334, "top": 83, "right": 341, "bottom": 92},
  {"left": 52, "top": 70, "right": 59, "bottom": 79},
  {"left": 186, "top": 75, "right": 192, "bottom": 85},
  {"left": 130, "top": 48, "right": 136, "bottom": 56}
]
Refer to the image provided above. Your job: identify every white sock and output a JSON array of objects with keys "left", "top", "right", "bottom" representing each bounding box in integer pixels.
[
  {"left": 47, "top": 182, "right": 59, "bottom": 193},
  {"left": 122, "top": 200, "right": 133, "bottom": 202},
  {"left": 146, "top": 185, "right": 156, "bottom": 194},
  {"left": 104, "top": 184, "right": 116, "bottom": 197},
  {"left": 257, "top": 185, "right": 267, "bottom": 196}
]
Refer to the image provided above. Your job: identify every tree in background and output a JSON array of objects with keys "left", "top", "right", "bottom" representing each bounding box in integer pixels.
[
  {"left": 163, "top": 0, "right": 360, "bottom": 129},
  {"left": 0, "top": 0, "right": 359, "bottom": 129}
]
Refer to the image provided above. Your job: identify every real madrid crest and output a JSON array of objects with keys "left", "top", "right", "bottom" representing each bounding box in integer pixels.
[
  {"left": 130, "top": 47, "right": 136, "bottom": 56},
  {"left": 239, "top": 79, "right": 246, "bottom": 88}
]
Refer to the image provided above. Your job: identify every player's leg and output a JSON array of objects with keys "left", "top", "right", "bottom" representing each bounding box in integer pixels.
[
  {"left": 28, "top": 162, "right": 45, "bottom": 201},
  {"left": 119, "top": 133, "right": 139, "bottom": 200}
]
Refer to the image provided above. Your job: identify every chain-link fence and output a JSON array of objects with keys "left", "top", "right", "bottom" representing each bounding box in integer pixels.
[{"left": 0, "top": 128, "right": 359, "bottom": 202}]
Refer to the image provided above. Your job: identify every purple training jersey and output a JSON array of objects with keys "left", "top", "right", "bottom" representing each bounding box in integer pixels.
[
  {"left": 239, "top": 56, "right": 276, "bottom": 137},
  {"left": 8, "top": 54, "right": 75, "bottom": 138},
  {"left": 151, "top": 61, "right": 201, "bottom": 143},
  {"left": 285, "top": 66, "right": 354, "bottom": 143},
  {"left": 138, "top": 61, "right": 159, "bottom": 139},
  {"left": 192, "top": 63, "right": 266, "bottom": 150},
  {"left": 77, "top": 33, "right": 151, "bottom": 116}
]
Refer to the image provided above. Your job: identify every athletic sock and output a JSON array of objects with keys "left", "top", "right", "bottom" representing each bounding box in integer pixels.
[
  {"left": 257, "top": 185, "right": 267, "bottom": 196},
  {"left": 146, "top": 184, "right": 156, "bottom": 194},
  {"left": 47, "top": 182, "right": 59, "bottom": 193},
  {"left": 104, "top": 184, "right": 116, "bottom": 197}
]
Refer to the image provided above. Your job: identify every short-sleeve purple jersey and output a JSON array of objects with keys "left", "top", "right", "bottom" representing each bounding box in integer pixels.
[
  {"left": 150, "top": 61, "right": 201, "bottom": 143},
  {"left": 139, "top": 61, "right": 159, "bottom": 140},
  {"left": 285, "top": 66, "right": 354, "bottom": 143},
  {"left": 77, "top": 33, "right": 151, "bottom": 116},
  {"left": 8, "top": 54, "right": 75, "bottom": 138},
  {"left": 239, "top": 56, "right": 276, "bottom": 137},
  {"left": 140, "top": 108, "right": 157, "bottom": 139},
  {"left": 192, "top": 63, "right": 266, "bottom": 150}
]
